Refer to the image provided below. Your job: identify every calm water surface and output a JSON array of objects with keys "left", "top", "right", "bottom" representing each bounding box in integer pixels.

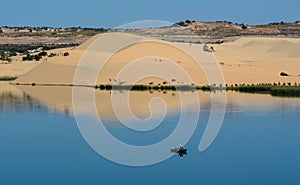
[{"left": 0, "top": 88, "right": 300, "bottom": 185}]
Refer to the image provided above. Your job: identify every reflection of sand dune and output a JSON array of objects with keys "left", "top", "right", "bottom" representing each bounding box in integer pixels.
[
  {"left": 9, "top": 84, "right": 300, "bottom": 121},
  {"left": 14, "top": 84, "right": 211, "bottom": 120},
  {"left": 225, "top": 91, "right": 300, "bottom": 114},
  {"left": 6, "top": 34, "right": 300, "bottom": 119},
  {"left": 14, "top": 85, "right": 73, "bottom": 115},
  {"left": 0, "top": 83, "right": 49, "bottom": 113}
]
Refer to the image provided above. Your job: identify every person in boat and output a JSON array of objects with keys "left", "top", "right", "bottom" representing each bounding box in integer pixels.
[
  {"left": 171, "top": 144, "right": 187, "bottom": 154},
  {"left": 172, "top": 144, "right": 187, "bottom": 158}
]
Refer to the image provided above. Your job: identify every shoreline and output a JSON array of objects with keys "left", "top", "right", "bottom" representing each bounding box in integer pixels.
[
  {"left": 2, "top": 35, "right": 300, "bottom": 91},
  {"left": 9, "top": 82, "right": 300, "bottom": 97}
]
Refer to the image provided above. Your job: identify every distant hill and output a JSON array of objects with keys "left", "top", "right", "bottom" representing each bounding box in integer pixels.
[
  {"left": 0, "top": 26, "right": 107, "bottom": 37},
  {"left": 112, "top": 20, "right": 300, "bottom": 44},
  {"left": 183, "top": 20, "right": 300, "bottom": 43},
  {"left": 0, "top": 27, "right": 108, "bottom": 60},
  {"left": 1, "top": 21, "right": 299, "bottom": 47}
]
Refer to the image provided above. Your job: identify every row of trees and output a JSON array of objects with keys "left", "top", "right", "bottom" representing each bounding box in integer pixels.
[
  {"left": 22, "top": 51, "right": 47, "bottom": 61},
  {"left": 1, "top": 26, "right": 107, "bottom": 32},
  {"left": 269, "top": 21, "right": 300, "bottom": 25},
  {"left": 176, "top": 20, "right": 196, "bottom": 26},
  {"left": 0, "top": 50, "right": 17, "bottom": 62}
]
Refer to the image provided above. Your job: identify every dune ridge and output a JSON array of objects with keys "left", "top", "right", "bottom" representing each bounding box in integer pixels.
[{"left": 0, "top": 34, "right": 298, "bottom": 86}]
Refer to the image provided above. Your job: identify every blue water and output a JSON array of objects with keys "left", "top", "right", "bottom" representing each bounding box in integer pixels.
[{"left": 1, "top": 93, "right": 300, "bottom": 185}]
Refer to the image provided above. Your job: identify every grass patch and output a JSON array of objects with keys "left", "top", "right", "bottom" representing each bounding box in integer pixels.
[
  {"left": 95, "top": 84, "right": 197, "bottom": 91},
  {"left": 227, "top": 84, "right": 300, "bottom": 97},
  {"left": 92, "top": 83, "right": 300, "bottom": 97},
  {"left": 270, "top": 86, "right": 300, "bottom": 97},
  {"left": 10, "top": 82, "right": 300, "bottom": 98},
  {"left": 0, "top": 76, "right": 17, "bottom": 81}
]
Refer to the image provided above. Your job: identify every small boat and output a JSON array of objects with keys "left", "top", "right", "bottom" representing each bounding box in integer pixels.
[
  {"left": 171, "top": 144, "right": 188, "bottom": 158},
  {"left": 170, "top": 148, "right": 187, "bottom": 153}
]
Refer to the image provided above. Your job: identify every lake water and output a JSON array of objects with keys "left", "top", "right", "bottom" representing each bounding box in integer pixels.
[{"left": 1, "top": 85, "right": 300, "bottom": 185}]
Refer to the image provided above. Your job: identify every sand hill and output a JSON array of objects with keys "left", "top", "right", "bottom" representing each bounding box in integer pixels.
[{"left": 9, "top": 33, "right": 299, "bottom": 86}]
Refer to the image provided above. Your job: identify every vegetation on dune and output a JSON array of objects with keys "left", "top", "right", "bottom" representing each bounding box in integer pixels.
[
  {"left": 0, "top": 76, "right": 17, "bottom": 81},
  {"left": 0, "top": 50, "right": 16, "bottom": 62},
  {"left": 0, "top": 44, "right": 76, "bottom": 62},
  {"left": 0, "top": 27, "right": 107, "bottom": 61},
  {"left": 22, "top": 51, "right": 48, "bottom": 61},
  {"left": 0, "top": 26, "right": 107, "bottom": 37},
  {"left": 0, "top": 43, "right": 79, "bottom": 52}
]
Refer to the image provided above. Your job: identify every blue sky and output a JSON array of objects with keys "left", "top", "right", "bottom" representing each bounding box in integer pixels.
[{"left": 2, "top": 0, "right": 299, "bottom": 28}]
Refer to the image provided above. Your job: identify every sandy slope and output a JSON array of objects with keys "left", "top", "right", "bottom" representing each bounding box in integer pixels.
[
  {"left": 213, "top": 37, "right": 300, "bottom": 84},
  {"left": 3, "top": 34, "right": 300, "bottom": 85},
  {"left": 2, "top": 34, "right": 300, "bottom": 121},
  {"left": 3, "top": 35, "right": 300, "bottom": 119},
  {"left": 0, "top": 61, "right": 40, "bottom": 78}
]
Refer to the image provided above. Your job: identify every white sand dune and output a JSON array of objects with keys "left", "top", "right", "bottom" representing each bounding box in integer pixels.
[
  {"left": 0, "top": 61, "right": 40, "bottom": 78},
  {"left": 214, "top": 37, "right": 300, "bottom": 63},
  {"left": 3, "top": 35, "right": 299, "bottom": 86},
  {"left": 1, "top": 34, "right": 300, "bottom": 122},
  {"left": 213, "top": 37, "right": 300, "bottom": 84}
]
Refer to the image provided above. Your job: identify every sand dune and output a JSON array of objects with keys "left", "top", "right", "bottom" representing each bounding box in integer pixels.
[
  {"left": 2, "top": 34, "right": 299, "bottom": 122},
  {"left": 0, "top": 61, "right": 40, "bottom": 78},
  {"left": 6, "top": 34, "right": 300, "bottom": 85},
  {"left": 214, "top": 37, "right": 300, "bottom": 63},
  {"left": 213, "top": 37, "right": 300, "bottom": 84}
]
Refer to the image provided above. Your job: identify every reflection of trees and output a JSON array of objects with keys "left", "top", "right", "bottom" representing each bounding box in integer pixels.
[{"left": 0, "top": 91, "right": 49, "bottom": 113}]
